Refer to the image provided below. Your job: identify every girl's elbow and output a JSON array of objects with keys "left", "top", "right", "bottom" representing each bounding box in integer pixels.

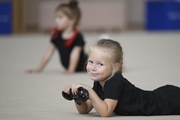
[
  {"left": 100, "top": 114, "right": 111, "bottom": 118},
  {"left": 78, "top": 110, "right": 89, "bottom": 114},
  {"left": 99, "top": 112, "right": 111, "bottom": 117}
]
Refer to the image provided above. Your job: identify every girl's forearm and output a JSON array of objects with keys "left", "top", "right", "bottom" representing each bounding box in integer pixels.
[
  {"left": 68, "top": 47, "right": 82, "bottom": 73},
  {"left": 36, "top": 44, "right": 55, "bottom": 72},
  {"left": 63, "top": 84, "right": 92, "bottom": 114},
  {"left": 75, "top": 101, "right": 90, "bottom": 114},
  {"left": 68, "top": 55, "right": 79, "bottom": 72},
  {"left": 64, "top": 83, "right": 114, "bottom": 117},
  {"left": 36, "top": 56, "right": 50, "bottom": 71},
  {"left": 85, "top": 87, "right": 113, "bottom": 117}
]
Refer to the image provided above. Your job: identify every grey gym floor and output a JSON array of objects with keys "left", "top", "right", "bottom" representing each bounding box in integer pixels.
[{"left": 0, "top": 31, "right": 180, "bottom": 120}]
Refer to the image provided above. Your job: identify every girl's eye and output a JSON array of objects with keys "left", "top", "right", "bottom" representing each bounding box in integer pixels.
[
  {"left": 98, "top": 63, "right": 104, "bottom": 66},
  {"left": 88, "top": 60, "right": 93, "bottom": 64},
  {"left": 56, "top": 15, "right": 63, "bottom": 19}
]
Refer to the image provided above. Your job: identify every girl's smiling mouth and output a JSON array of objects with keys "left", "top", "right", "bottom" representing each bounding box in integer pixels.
[{"left": 90, "top": 72, "right": 99, "bottom": 77}]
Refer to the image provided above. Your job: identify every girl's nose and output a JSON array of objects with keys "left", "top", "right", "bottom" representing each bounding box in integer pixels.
[{"left": 91, "top": 64, "right": 97, "bottom": 71}]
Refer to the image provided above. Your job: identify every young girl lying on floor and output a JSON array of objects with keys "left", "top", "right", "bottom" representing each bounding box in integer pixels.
[{"left": 63, "top": 39, "right": 180, "bottom": 117}]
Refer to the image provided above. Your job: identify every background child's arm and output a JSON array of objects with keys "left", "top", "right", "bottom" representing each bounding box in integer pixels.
[
  {"left": 66, "top": 46, "right": 82, "bottom": 73},
  {"left": 26, "top": 43, "right": 55, "bottom": 73}
]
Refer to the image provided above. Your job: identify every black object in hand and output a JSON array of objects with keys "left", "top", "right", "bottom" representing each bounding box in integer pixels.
[{"left": 62, "top": 87, "right": 89, "bottom": 105}]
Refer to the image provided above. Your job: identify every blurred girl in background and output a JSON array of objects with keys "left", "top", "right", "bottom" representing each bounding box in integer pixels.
[{"left": 26, "top": 0, "right": 87, "bottom": 74}]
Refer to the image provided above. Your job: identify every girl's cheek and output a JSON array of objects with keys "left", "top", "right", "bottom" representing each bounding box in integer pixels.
[
  {"left": 55, "top": 18, "right": 60, "bottom": 23},
  {"left": 86, "top": 64, "right": 90, "bottom": 71}
]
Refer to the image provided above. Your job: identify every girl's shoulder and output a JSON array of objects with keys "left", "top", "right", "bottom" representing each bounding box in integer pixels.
[
  {"left": 49, "top": 28, "right": 61, "bottom": 41},
  {"left": 108, "top": 74, "right": 125, "bottom": 82},
  {"left": 75, "top": 32, "right": 84, "bottom": 40},
  {"left": 72, "top": 31, "right": 86, "bottom": 46},
  {"left": 105, "top": 74, "right": 130, "bottom": 87}
]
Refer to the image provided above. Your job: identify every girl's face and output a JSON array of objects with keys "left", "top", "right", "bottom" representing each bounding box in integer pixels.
[
  {"left": 86, "top": 49, "right": 112, "bottom": 82},
  {"left": 55, "top": 11, "right": 73, "bottom": 30}
]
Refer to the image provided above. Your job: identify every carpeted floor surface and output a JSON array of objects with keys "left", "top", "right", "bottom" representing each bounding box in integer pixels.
[{"left": 0, "top": 31, "right": 180, "bottom": 120}]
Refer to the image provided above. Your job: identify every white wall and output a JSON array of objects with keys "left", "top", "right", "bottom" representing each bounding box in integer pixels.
[
  {"left": 127, "top": 0, "right": 146, "bottom": 26},
  {"left": 25, "top": 0, "right": 146, "bottom": 31},
  {"left": 38, "top": 0, "right": 127, "bottom": 31}
]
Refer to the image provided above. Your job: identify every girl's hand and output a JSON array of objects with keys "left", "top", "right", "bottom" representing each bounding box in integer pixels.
[
  {"left": 63, "top": 85, "right": 72, "bottom": 94},
  {"left": 63, "top": 83, "right": 85, "bottom": 95},
  {"left": 25, "top": 69, "right": 41, "bottom": 74},
  {"left": 63, "top": 84, "right": 93, "bottom": 114},
  {"left": 70, "top": 83, "right": 84, "bottom": 95}
]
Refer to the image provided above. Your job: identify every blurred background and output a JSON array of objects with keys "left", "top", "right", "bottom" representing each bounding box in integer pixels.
[
  {"left": 1, "top": 0, "right": 180, "bottom": 34},
  {"left": 1, "top": 1, "right": 180, "bottom": 119}
]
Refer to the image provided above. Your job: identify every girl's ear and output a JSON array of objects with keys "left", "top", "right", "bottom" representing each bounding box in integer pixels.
[{"left": 114, "top": 63, "right": 120, "bottom": 73}]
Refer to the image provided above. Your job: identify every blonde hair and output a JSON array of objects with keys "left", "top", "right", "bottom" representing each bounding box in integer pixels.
[
  {"left": 89, "top": 39, "right": 123, "bottom": 75},
  {"left": 55, "top": 0, "right": 81, "bottom": 27}
]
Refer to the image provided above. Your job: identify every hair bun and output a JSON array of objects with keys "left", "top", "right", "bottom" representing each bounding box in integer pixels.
[{"left": 69, "top": 0, "right": 78, "bottom": 7}]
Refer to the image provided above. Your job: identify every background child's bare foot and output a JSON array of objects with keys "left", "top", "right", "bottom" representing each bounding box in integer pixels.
[
  {"left": 25, "top": 69, "right": 41, "bottom": 74},
  {"left": 61, "top": 71, "right": 73, "bottom": 75}
]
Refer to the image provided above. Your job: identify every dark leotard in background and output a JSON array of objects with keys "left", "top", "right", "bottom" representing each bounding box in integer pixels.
[{"left": 51, "top": 32, "right": 87, "bottom": 72}]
